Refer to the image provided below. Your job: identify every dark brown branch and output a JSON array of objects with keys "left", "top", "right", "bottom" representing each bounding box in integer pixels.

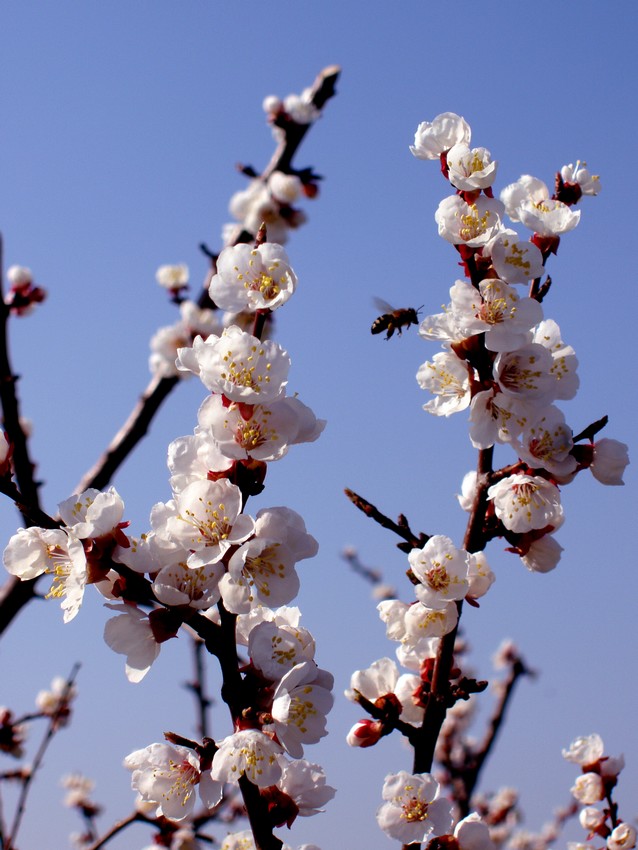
[
  {"left": 75, "top": 371, "right": 180, "bottom": 493},
  {"left": 463, "top": 657, "right": 531, "bottom": 807},
  {"left": 239, "top": 775, "right": 283, "bottom": 850},
  {"left": 0, "top": 234, "right": 43, "bottom": 520},
  {"left": 411, "top": 447, "right": 494, "bottom": 777},
  {"left": 573, "top": 414, "right": 608, "bottom": 443},
  {"left": 185, "top": 637, "right": 212, "bottom": 740},
  {"left": 261, "top": 65, "right": 340, "bottom": 179},
  {"left": 344, "top": 488, "right": 428, "bottom": 550}
]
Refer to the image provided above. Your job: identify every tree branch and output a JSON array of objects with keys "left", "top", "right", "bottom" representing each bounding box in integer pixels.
[{"left": 0, "top": 65, "right": 340, "bottom": 637}]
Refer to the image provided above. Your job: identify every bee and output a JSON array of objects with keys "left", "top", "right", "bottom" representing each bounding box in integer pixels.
[{"left": 371, "top": 298, "right": 422, "bottom": 340}]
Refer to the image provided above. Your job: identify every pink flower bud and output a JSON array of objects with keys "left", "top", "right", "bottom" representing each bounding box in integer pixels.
[{"left": 346, "top": 719, "right": 383, "bottom": 748}]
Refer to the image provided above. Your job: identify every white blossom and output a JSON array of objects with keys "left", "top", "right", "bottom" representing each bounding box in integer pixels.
[
  {"left": 160, "top": 478, "right": 254, "bottom": 568},
  {"left": 176, "top": 326, "right": 290, "bottom": 403},
  {"left": 579, "top": 807, "right": 606, "bottom": 832},
  {"left": 501, "top": 176, "right": 580, "bottom": 235},
  {"left": 446, "top": 143, "right": 498, "bottom": 191},
  {"left": 211, "top": 730, "right": 284, "bottom": 787},
  {"left": 103, "top": 604, "right": 161, "bottom": 683},
  {"left": 248, "top": 619, "right": 316, "bottom": 681},
  {"left": 562, "top": 734, "right": 605, "bottom": 766},
  {"left": 490, "top": 236, "right": 545, "bottom": 285},
  {"left": 124, "top": 742, "right": 222, "bottom": 821},
  {"left": 519, "top": 198, "right": 580, "bottom": 237},
  {"left": 58, "top": 487, "right": 125, "bottom": 540},
  {"left": 571, "top": 773, "right": 605, "bottom": 805},
  {"left": 197, "top": 393, "right": 324, "bottom": 463},
  {"left": 394, "top": 673, "right": 425, "bottom": 725},
  {"left": 156, "top": 264, "right": 189, "bottom": 290},
  {"left": 404, "top": 600, "right": 458, "bottom": 639},
  {"left": 410, "top": 112, "right": 471, "bottom": 160},
  {"left": 520, "top": 533, "right": 563, "bottom": 573},
  {"left": 283, "top": 88, "right": 319, "bottom": 124},
  {"left": 3, "top": 527, "right": 87, "bottom": 622},
  {"left": 269, "top": 171, "right": 303, "bottom": 204},
  {"left": 36, "top": 676, "right": 77, "bottom": 722},
  {"left": 435, "top": 195, "right": 505, "bottom": 248},
  {"left": 417, "top": 351, "right": 471, "bottom": 416},
  {"left": 493, "top": 344, "right": 557, "bottom": 405},
  {"left": 560, "top": 161, "right": 601, "bottom": 196},
  {"left": 512, "top": 406, "right": 577, "bottom": 477},
  {"left": 376, "top": 771, "right": 454, "bottom": 844},
  {"left": 7, "top": 265, "right": 33, "bottom": 286},
  {"left": 469, "top": 388, "right": 535, "bottom": 449},
  {"left": 458, "top": 470, "right": 478, "bottom": 512},
  {"left": 271, "top": 661, "right": 334, "bottom": 757},
  {"left": 210, "top": 242, "right": 297, "bottom": 312},
  {"left": 450, "top": 278, "right": 543, "bottom": 353},
  {"left": 408, "top": 535, "right": 470, "bottom": 608},
  {"left": 590, "top": 439, "right": 630, "bottom": 485},
  {"left": 220, "top": 537, "right": 300, "bottom": 614},
  {"left": 488, "top": 474, "right": 563, "bottom": 534},
  {"left": 152, "top": 562, "right": 223, "bottom": 609},
  {"left": 167, "top": 429, "right": 233, "bottom": 494},
  {"left": 466, "top": 551, "right": 495, "bottom": 599},
  {"left": 235, "top": 603, "right": 302, "bottom": 646},
  {"left": 149, "top": 301, "right": 221, "bottom": 378},
  {"left": 608, "top": 824, "right": 637, "bottom": 850},
  {"left": 278, "top": 759, "right": 336, "bottom": 817},
  {"left": 532, "top": 319, "right": 579, "bottom": 400},
  {"left": 61, "top": 773, "right": 95, "bottom": 809},
  {"left": 455, "top": 813, "right": 496, "bottom": 850},
  {"left": 345, "top": 657, "right": 398, "bottom": 703}
]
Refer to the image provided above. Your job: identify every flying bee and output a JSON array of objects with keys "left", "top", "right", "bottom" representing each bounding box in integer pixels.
[{"left": 371, "top": 298, "right": 423, "bottom": 340}]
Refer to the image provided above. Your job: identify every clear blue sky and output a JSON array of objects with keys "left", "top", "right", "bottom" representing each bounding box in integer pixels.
[{"left": 1, "top": 1, "right": 636, "bottom": 848}]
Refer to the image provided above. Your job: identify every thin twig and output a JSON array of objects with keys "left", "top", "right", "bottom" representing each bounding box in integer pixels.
[
  {"left": 83, "top": 811, "right": 144, "bottom": 850},
  {"left": 344, "top": 488, "right": 428, "bottom": 550},
  {"left": 5, "top": 663, "right": 80, "bottom": 850},
  {"left": 186, "top": 637, "right": 213, "bottom": 740}
]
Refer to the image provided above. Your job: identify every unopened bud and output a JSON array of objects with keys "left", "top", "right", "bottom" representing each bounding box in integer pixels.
[{"left": 346, "top": 719, "right": 383, "bottom": 748}]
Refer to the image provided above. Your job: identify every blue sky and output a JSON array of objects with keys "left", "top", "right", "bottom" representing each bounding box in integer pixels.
[{"left": 1, "top": 2, "right": 637, "bottom": 848}]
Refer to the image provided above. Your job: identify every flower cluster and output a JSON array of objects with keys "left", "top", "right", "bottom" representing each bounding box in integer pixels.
[
  {"left": 346, "top": 536, "right": 494, "bottom": 751},
  {"left": 4, "top": 264, "right": 46, "bottom": 315},
  {"left": 343, "top": 112, "right": 629, "bottom": 849},
  {"left": 3, "top": 238, "right": 333, "bottom": 846},
  {"left": 412, "top": 112, "right": 628, "bottom": 573},
  {"left": 563, "top": 734, "right": 634, "bottom": 850},
  {"left": 121, "top": 240, "right": 334, "bottom": 840},
  {"left": 221, "top": 83, "right": 324, "bottom": 245}
]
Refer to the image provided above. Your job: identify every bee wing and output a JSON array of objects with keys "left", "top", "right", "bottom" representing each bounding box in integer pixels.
[{"left": 373, "top": 297, "right": 394, "bottom": 313}]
